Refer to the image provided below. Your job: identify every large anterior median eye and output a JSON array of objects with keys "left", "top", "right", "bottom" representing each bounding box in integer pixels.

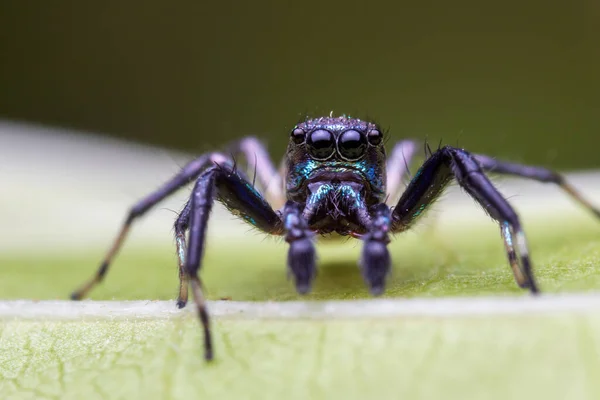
[
  {"left": 337, "top": 129, "right": 367, "bottom": 160},
  {"left": 307, "top": 129, "right": 335, "bottom": 160}
]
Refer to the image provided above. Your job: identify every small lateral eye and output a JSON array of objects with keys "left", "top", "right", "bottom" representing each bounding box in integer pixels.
[
  {"left": 338, "top": 129, "right": 367, "bottom": 160},
  {"left": 367, "top": 129, "right": 383, "bottom": 145},
  {"left": 307, "top": 129, "right": 335, "bottom": 160},
  {"left": 291, "top": 127, "right": 306, "bottom": 144}
]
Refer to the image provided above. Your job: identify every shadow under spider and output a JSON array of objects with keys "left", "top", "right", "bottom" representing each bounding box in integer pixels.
[{"left": 244, "top": 246, "right": 454, "bottom": 301}]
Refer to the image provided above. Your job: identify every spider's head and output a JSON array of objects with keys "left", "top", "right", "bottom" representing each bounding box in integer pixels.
[{"left": 285, "top": 115, "right": 387, "bottom": 203}]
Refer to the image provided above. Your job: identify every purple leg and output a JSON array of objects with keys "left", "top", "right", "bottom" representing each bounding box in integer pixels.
[
  {"left": 185, "top": 162, "right": 282, "bottom": 360},
  {"left": 474, "top": 154, "right": 600, "bottom": 218},
  {"left": 385, "top": 139, "right": 420, "bottom": 204},
  {"left": 391, "top": 146, "right": 539, "bottom": 293},
  {"left": 70, "top": 152, "right": 229, "bottom": 301}
]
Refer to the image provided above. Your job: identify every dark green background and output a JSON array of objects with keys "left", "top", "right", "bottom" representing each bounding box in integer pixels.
[{"left": 1, "top": 1, "right": 599, "bottom": 168}]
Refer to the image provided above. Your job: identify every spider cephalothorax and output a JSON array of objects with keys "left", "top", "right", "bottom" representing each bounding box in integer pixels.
[
  {"left": 285, "top": 116, "right": 387, "bottom": 235},
  {"left": 71, "top": 115, "right": 600, "bottom": 361}
]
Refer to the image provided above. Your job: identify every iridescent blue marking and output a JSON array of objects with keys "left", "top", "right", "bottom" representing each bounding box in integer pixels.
[
  {"left": 244, "top": 181, "right": 262, "bottom": 199},
  {"left": 306, "top": 183, "right": 363, "bottom": 209},
  {"left": 307, "top": 183, "right": 334, "bottom": 206},
  {"left": 176, "top": 236, "right": 186, "bottom": 263},
  {"left": 292, "top": 159, "right": 320, "bottom": 187},
  {"left": 413, "top": 167, "right": 423, "bottom": 180},
  {"left": 502, "top": 221, "right": 513, "bottom": 247},
  {"left": 290, "top": 159, "right": 384, "bottom": 193},
  {"left": 340, "top": 185, "right": 363, "bottom": 209},
  {"left": 412, "top": 203, "right": 427, "bottom": 218}
]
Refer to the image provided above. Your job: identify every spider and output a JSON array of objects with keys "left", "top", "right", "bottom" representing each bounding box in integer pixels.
[{"left": 71, "top": 115, "right": 600, "bottom": 361}]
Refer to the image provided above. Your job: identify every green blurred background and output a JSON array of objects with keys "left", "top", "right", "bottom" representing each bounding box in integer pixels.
[{"left": 0, "top": 0, "right": 598, "bottom": 168}]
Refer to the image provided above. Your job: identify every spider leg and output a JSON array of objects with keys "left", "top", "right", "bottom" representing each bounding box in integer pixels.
[
  {"left": 228, "top": 137, "right": 286, "bottom": 208},
  {"left": 474, "top": 154, "right": 600, "bottom": 218},
  {"left": 391, "top": 146, "right": 539, "bottom": 293},
  {"left": 186, "top": 161, "right": 283, "bottom": 360},
  {"left": 282, "top": 201, "right": 316, "bottom": 293},
  {"left": 70, "top": 152, "right": 229, "bottom": 301},
  {"left": 360, "top": 203, "right": 392, "bottom": 295},
  {"left": 385, "top": 139, "right": 420, "bottom": 204}
]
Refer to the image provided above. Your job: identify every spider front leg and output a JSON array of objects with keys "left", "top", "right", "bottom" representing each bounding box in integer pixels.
[
  {"left": 175, "top": 140, "right": 284, "bottom": 308},
  {"left": 71, "top": 137, "right": 283, "bottom": 304},
  {"left": 70, "top": 152, "right": 230, "bottom": 301},
  {"left": 185, "top": 161, "right": 282, "bottom": 360},
  {"left": 391, "top": 146, "right": 540, "bottom": 293}
]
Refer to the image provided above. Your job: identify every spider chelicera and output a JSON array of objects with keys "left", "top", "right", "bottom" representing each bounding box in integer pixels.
[{"left": 71, "top": 115, "right": 600, "bottom": 360}]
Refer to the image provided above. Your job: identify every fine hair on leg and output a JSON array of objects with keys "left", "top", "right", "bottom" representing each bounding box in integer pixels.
[
  {"left": 185, "top": 162, "right": 283, "bottom": 360},
  {"left": 391, "top": 146, "right": 540, "bottom": 293},
  {"left": 70, "top": 152, "right": 229, "bottom": 301},
  {"left": 474, "top": 154, "right": 600, "bottom": 219}
]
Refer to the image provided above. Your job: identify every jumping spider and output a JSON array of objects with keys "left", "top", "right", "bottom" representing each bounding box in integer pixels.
[{"left": 71, "top": 115, "right": 600, "bottom": 360}]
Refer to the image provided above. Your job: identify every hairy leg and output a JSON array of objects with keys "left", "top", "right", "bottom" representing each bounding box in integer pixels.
[
  {"left": 391, "top": 146, "right": 540, "bottom": 293},
  {"left": 70, "top": 152, "right": 229, "bottom": 301},
  {"left": 474, "top": 154, "right": 600, "bottom": 218},
  {"left": 185, "top": 162, "right": 283, "bottom": 360}
]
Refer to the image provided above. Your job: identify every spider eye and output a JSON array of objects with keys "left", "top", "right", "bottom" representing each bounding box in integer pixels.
[
  {"left": 307, "top": 129, "right": 335, "bottom": 160},
  {"left": 291, "top": 127, "right": 306, "bottom": 144},
  {"left": 338, "top": 129, "right": 367, "bottom": 160},
  {"left": 367, "top": 129, "right": 383, "bottom": 145}
]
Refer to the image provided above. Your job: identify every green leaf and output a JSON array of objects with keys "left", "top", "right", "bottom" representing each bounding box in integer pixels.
[{"left": 1, "top": 216, "right": 599, "bottom": 399}]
